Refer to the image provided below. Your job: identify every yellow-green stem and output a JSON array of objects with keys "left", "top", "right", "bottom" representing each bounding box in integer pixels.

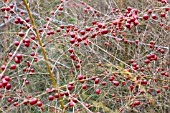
[{"left": 22, "top": 0, "right": 65, "bottom": 112}]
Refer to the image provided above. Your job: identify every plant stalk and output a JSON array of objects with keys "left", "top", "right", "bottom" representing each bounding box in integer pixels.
[{"left": 22, "top": 0, "right": 65, "bottom": 112}]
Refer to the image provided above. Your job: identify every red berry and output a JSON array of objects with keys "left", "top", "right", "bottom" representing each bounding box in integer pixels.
[
  {"left": 163, "top": 85, "right": 168, "bottom": 90},
  {"left": 10, "top": 64, "right": 16, "bottom": 70},
  {"left": 125, "top": 22, "right": 131, "bottom": 28},
  {"left": 6, "top": 83, "right": 11, "bottom": 90},
  {"left": 70, "top": 38, "right": 75, "bottom": 44},
  {"left": 144, "top": 59, "right": 150, "bottom": 64},
  {"left": 1, "top": 7, "right": 6, "bottom": 11},
  {"left": 76, "top": 63, "right": 80, "bottom": 68},
  {"left": 23, "top": 99, "right": 29, "bottom": 105},
  {"left": 143, "top": 14, "right": 149, "bottom": 20},
  {"left": 165, "top": 7, "right": 169, "bottom": 11},
  {"left": 8, "top": 98, "right": 13, "bottom": 102},
  {"left": 112, "top": 81, "right": 119, "bottom": 86},
  {"left": 77, "top": 37, "right": 82, "bottom": 42},
  {"left": 60, "top": 25, "right": 64, "bottom": 29},
  {"left": 60, "top": 92, "right": 65, "bottom": 96},
  {"left": 18, "top": 32, "right": 25, "bottom": 37},
  {"left": 4, "top": 76, "right": 10, "bottom": 81},
  {"left": 160, "top": 12, "right": 166, "bottom": 17},
  {"left": 78, "top": 74, "right": 83, "bottom": 80},
  {"left": 24, "top": 38, "right": 30, "bottom": 43},
  {"left": 67, "top": 84, "right": 73, "bottom": 90},
  {"left": 141, "top": 79, "right": 148, "bottom": 84},
  {"left": 102, "top": 81, "right": 106, "bottom": 85},
  {"left": 2, "top": 78, "right": 8, "bottom": 86},
  {"left": 14, "top": 41, "right": 20, "bottom": 46},
  {"left": 109, "top": 76, "right": 114, "bottom": 81},
  {"left": 80, "top": 30, "right": 85, "bottom": 35},
  {"left": 14, "top": 57, "right": 20, "bottom": 64},
  {"left": 86, "top": 27, "right": 91, "bottom": 31},
  {"left": 152, "top": 14, "right": 157, "bottom": 19},
  {"left": 156, "top": 89, "right": 161, "bottom": 93},
  {"left": 147, "top": 9, "right": 152, "bottom": 13},
  {"left": 0, "top": 83, "right": 3, "bottom": 88},
  {"left": 100, "top": 29, "right": 108, "bottom": 34},
  {"left": 1, "top": 65, "right": 6, "bottom": 70},
  {"left": 116, "top": 98, "right": 120, "bottom": 102},
  {"left": 48, "top": 95, "right": 54, "bottom": 101},
  {"left": 134, "top": 101, "right": 140, "bottom": 105},
  {"left": 160, "top": 49, "right": 165, "bottom": 54},
  {"left": 30, "top": 35, "right": 35, "bottom": 40},
  {"left": 70, "top": 32, "right": 76, "bottom": 38},
  {"left": 69, "top": 101, "right": 74, "bottom": 107},
  {"left": 16, "top": 53, "right": 22, "bottom": 59},
  {"left": 25, "top": 80, "right": 29, "bottom": 84},
  {"left": 13, "top": 102, "right": 18, "bottom": 106},
  {"left": 127, "top": 6, "right": 132, "bottom": 11},
  {"left": 133, "top": 20, "right": 139, "bottom": 26},
  {"left": 82, "top": 84, "right": 87, "bottom": 89},
  {"left": 37, "top": 101, "right": 42, "bottom": 107},
  {"left": 122, "top": 81, "right": 126, "bottom": 85},
  {"left": 94, "top": 78, "right": 100, "bottom": 84},
  {"left": 25, "top": 17, "right": 30, "bottom": 22},
  {"left": 29, "top": 98, "right": 38, "bottom": 105},
  {"left": 54, "top": 93, "right": 59, "bottom": 98},
  {"left": 30, "top": 52, "right": 35, "bottom": 56},
  {"left": 95, "top": 89, "right": 100, "bottom": 94}
]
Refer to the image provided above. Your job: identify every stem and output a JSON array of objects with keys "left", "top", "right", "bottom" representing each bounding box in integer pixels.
[{"left": 22, "top": 0, "right": 65, "bottom": 112}]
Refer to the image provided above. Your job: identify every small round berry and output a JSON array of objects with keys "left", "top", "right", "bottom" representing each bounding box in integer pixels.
[
  {"left": 37, "top": 101, "right": 42, "bottom": 107},
  {"left": 95, "top": 89, "right": 100, "bottom": 94},
  {"left": 48, "top": 95, "right": 54, "bottom": 101},
  {"left": 4, "top": 76, "right": 10, "bottom": 81},
  {"left": 134, "top": 101, "right": 140, "bottom": 105},
  {"left": 29, "top": 98, "right": 38, "bottom": 105},
  {"left": 143, "top": 14, "right": 149, "bottom": 20},
  {"left": 82, "top": 84, "right": 87, "bottom": 89},
  {"left": 10, "top": 64, "right": 16, "bottom": 70},
  {"left": 13, "top": 102, "right": 18, "bottom": 106}
]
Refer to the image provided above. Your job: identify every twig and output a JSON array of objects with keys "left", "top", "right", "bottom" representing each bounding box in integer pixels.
[{"left": 22, "top": 0, "right": 65, "bottom": 112}]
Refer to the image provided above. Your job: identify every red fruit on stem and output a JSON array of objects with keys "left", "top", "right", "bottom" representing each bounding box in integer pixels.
[
  {"left": 37, "top": 101, "right": 42, "bottom": 107},
  {"left": 78, "top": 74, "right": 83, "bottom": 80},
  {"left": 1, "top": 65, "right": 6, "bottom": 70},
  {"left": 10, "top": 64, "right": 16, "bottom": 70},
  {"left": 100, "top": 29, "right": 108, "bottom": 34},
  {"left": 16, "top": 53, "right": 22, "bottom": 59},
  {"left": 80, "top": 30, "right": 85, "bottom": 35},
  {"left": 143, "top": 14, "right": 149, "bottom": 20},
  {"left": 82, "top": 84, "right": 87, "bottom": 89},
  {"left": 54, "top": 93, "right": 59, "bottom": 98},
  {"left": 4, "top": 76, "right": 10, "bottom": 81},
  {"left": 134, "top": 101, "right": 140, "bottom": 105},
  {"left": 156, "top": 89, "right": 161, "bottom": 93},
  {"left": 95, "top": 89, "right": 100, "bottom": 94},
  {"left": 29, "top": 98, "right": 38, "bottom": 105},
  {"left": 67, "top": 84, "right": 73, "bottom": 90},
  {"left": 23, "top": 99, "right": 29, "bottom": 105},
  {"left": 13, "top": 102, "right": 18, "bottom": 106},
  {"left": 163, "top": 85, "right": 168, "bottom": 90},
  {"left": 102, "top": 81, "right": 106, "bottom": 85},
  {"left": 18, "top": 32, "right": 25, "bottom": 37},
  {"left": 6, "top": 83, "right": 12, "bottom": 90},
  {"left": 14, "top": 41, "right": 20, "bottom": 46},
  {"left": 152, "top": 14, "right": 157, "bottom": 19},
  {"left": 112, "top": 81, "right": 119, "bottom": 86}
]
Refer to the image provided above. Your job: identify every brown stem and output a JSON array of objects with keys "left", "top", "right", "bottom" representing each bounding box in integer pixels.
[{"left": 22, "top": 0, "right": 65, "bottom": 112}]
